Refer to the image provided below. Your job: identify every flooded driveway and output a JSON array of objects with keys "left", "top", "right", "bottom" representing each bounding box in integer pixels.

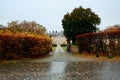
[
  {"left": 0, "top": 44, "right": 120, "bottom": 80},
  {"left": 0, "top": 61, "right": 120, "bottom": 80}
]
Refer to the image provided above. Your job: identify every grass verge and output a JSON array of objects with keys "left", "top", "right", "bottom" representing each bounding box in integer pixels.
[{"left": 72, "top": 52, "right": 120, "bottom": 62}]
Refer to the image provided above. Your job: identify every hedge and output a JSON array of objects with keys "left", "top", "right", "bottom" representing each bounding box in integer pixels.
[
  {"left": 0, "top": 32, "right": 52, "bottom": 60},
  {"left": 76, "top": 30, "right": 120, "bottom": 56},
  {"left": 52, "top": 44, "right": 67, "bottom": 47}
]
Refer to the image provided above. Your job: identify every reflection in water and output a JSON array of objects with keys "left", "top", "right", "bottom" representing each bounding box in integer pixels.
[
  {"left": 49, "top": 62, "right": 66, "bottom": 80},
  {"left": 49, "top": 42, "right": 67, "bottom": 79}
]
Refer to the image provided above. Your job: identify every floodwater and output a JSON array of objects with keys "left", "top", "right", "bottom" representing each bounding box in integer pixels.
[{"left": 0, "top": 44, "right": 120, "bottom": 80}]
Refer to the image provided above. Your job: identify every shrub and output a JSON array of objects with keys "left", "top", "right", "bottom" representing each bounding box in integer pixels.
[
  {"left": 76, "top": 30, "right": 120, "bottom": 56},
  {"left": 61, "top": 44, "right": 67, "bottom": 47},
  {"left": 52, "top": 44, "right": 57, "bottom": 47},
  {"left": 0, "top": 31, "right": 52, "bottom": 60}
]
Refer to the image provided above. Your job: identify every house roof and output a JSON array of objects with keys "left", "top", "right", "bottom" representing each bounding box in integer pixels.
[{"left": 0, "top": 24, "right": 5, "bottom": 29}]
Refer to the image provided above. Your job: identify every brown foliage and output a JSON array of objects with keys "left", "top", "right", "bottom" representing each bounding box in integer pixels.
[
  {"left": 0, "top": 31, "right": 52, "bottom": 60},
  {"left": 76, "top": 30, "right": 120, "bottom": 56}
]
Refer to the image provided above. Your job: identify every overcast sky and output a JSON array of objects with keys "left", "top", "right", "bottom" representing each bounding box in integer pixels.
[{"left": 0, "top": 0, "right": 120, "bottom": 32}]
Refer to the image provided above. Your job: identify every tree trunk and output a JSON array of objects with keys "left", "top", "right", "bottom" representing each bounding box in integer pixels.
[
  {"left": 67, "top": 39, "right": 71, "bottom": 52},
  {"left": 72, "top": 37, "right": 76, "bottom": 45}
]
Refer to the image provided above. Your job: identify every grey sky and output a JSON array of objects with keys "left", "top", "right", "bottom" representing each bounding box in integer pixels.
[{"left": 0, "top": 0, "right": 120, "bottom": 32}]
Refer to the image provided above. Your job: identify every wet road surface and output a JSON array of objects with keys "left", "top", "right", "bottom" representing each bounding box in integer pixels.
[
  {"left": 0, "top": 61, "right": 120, "bottom": 80},
  {"left": 0, "top": 44, "right": 120, "bottom": 80},
  {"left": 0, "top": 53, "right": 120, "bottom": 80}
]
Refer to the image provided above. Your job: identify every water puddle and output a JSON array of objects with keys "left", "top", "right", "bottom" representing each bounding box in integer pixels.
[
  {"left": 48, "top": 44, "right": 67, "bottom": 79},
  {"left": 49, "top": 62, "right": 66, "bottom": 80}
]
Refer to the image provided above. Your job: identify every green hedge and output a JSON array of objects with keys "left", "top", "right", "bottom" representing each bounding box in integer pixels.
[
  {"left": 52, "top": 44, "right": 57, "bottom": 47},
  {"left": 52, "top": 44, "right": 67, "bottom": 47},
  {"left": 61, "top": 44, "right": 67, "bottom": 47}
]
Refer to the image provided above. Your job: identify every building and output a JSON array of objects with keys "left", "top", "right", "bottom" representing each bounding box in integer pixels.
[
  {"left": 0, "top": 24, "right": 6, "bottom": 30},
  {"left": 48, "top": 31, "right": 67, "bottom": 44}
]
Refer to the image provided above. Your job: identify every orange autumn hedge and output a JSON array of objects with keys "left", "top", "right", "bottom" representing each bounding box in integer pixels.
[{"left": 0, "top": 32, "right": 52, "bottom": 60}]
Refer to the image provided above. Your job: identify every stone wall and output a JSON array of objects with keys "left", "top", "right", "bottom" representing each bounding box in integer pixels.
[{"left": 71, "top": 45, "right": 78, "bottom": 53}]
